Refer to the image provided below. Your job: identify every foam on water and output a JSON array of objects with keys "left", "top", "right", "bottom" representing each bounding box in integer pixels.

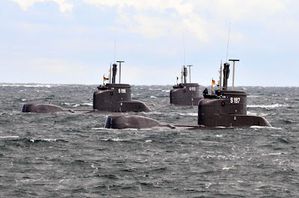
[
  {"left": 248, "top": 103, "right": 288, "bottom": 109},
  {"left": 0, "top": 135, "right": 20, "bottom": 140},
  {"left": 0, "top": 83, "right": 54, "bottom": 88},
  {"left": 250, "top": 125, "right": 282, "bottom": 130}
]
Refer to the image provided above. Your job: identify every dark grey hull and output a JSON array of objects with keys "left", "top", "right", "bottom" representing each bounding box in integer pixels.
[
  {"left": 198, "top": 91, "right": 271, "bottom": 127},
  {"left": 170, "top": 83, "right": 201, "bottom": 106},
  {"left": 104, "top": 115, "right": 169, "bottom": 129},
  {"left": 22, "top": 104, "right": 64, "bottom": 113},
  {"left": 93, "top": 83, "right": 150, "bottom": 112},
  {"left": 198, "top": 114, "right": 271, "bottom": 127}
]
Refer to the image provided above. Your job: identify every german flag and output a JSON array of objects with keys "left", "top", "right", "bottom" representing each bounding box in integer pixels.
[{"left": 211, "top": 79, "right": 216, "bottom": 85}]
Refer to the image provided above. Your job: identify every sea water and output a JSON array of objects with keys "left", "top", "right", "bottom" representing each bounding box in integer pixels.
[{"left": 0, "top": 84, "right": 298, "bottom": 197}]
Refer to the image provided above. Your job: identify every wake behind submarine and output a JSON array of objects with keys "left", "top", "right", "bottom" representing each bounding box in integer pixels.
[
  {"left": 170, "top": 65, "right": 201, "bottom": 106},
  {"left": 93, "top": 61, "right": 150, "bottom": 112},
  {"left": 198, "top": 59, "right": 271, "bottom": 127}
]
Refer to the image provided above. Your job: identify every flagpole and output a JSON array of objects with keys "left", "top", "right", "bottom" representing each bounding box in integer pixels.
[
  {"left": 109, "top": 64, "right": 112, "bottom": 84},
  {"left": 211, "top": 79, "right": 213, "bottom": 95},
  {"left": 219, "top": 61, "right": 222, "bottom": 90}
]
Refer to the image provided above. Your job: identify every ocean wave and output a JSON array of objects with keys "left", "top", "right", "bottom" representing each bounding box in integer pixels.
[
  {"left": 81, "top": 102, "right": 93, "bottom": 106},
  {"left": 91, "top": 127, "right": 106, "bottom": 130},
  {"left": 144, "top": 111, "right": 197, "bottom": 117},
  {"left": 222, "top": 166, "right": 235, "bottom": 170},
  {"left": 261, "top": 152, "right": 284, "bottom": 156},
  {"left": 0, "top": 84, "right": 54, "bottom": 88},
  {"left": 29, "top": 138, "right": 65, "bottom": 143},
  {"left": 1, "top": 136, "right": 66, "bottom": 142},
  {"left": 62, "top": 102, "right": 92, "bottom": 108},
  {"left": 178, "top": 112, "right": 197, "bottom": 117},
  {"left": 149, "top": 88, "right": 163, "bottom": 91},
  {"left": 247, "top": 95, "right": 261, "bottom": 98},
  {"left": 281, "top": 119, "right": 297, "bottom": 124},
  {"left": 250, "top": 126, "right": 282, "bottom": 130},
  {"left": 101, "top": 138, "right": 129, "bottom": 142},
  {"left": 247, "top": 111, "right": 268, "bottom": 117},
  {"left": 144, "top": 111, "right": 164, "bottom": 115},
  {"left": 247, "top": 104, "right": 288, "bottom": 109},
  {"left": 0, "top": 135, "right": 20, "bottom": 140}
]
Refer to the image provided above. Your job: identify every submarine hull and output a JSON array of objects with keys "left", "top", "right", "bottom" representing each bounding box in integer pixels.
[
  {"left": 105, "top": 115, "right": 161, "bottom": 129},
  {"left": 198, "top": 91, "right": 271, "bottom": 127},
  {"left": 198, "top": 114, "right": 271, "bottom": 127},
  {"left": 22, "top": 104, "right": 64, "bottom": 113},
  {"left": 170, "top": 83, "right": 201, "bottom": 106}
]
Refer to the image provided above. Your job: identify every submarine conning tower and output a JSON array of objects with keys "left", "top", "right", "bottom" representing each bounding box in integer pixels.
[
  {"left": 198, "top": 60, "right": 271, "bottom": 127},
  {"left": 93, "top": 62, "right": 150, "bottom": 112},
  {"left": 170, "top": 65, "right": 201, "bottom": 106}
]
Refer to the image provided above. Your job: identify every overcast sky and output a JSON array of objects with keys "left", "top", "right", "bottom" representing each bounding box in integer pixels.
[{"left": 1, "top": 0, "right": 298, "bottom": 86}]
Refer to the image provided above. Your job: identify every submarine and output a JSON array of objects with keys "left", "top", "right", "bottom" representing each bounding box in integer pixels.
[
  {"left": 198, "top": 59, "right": 271, "bottom": 127},
  {"left": 93, "top": 61, "right": 150, "bottom": 112},
  {"left": 170, "top": 65, "right": 201, "bottom": 106},
  {"left": 103, "top": 59, "right": 271, "bottom": 129}
]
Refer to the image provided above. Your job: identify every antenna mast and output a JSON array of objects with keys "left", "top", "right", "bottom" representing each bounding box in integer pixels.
[
  {"left": 225, "top": 22, "right": 231, "bottom": 62},
  {"left": 114, "top": 40, "right": 117, "bottom": 63},
  {"left": 187, "top": 65, "right": 193, "bottom": 83},
  {"left": 183, "top": 32, "right": 186, "bottom": 66},
  {"left": 229, "top": 59, "right": 240, "bottom": 90},
  {"left": 116, "top": 60, "right": 125, "bottom": 84}
]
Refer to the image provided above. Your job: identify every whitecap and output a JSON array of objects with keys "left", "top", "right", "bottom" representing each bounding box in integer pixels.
[
  {"left": 250, "top": 126, "right": 282, "bottom": 130},
  {"left": 63, "top": 102, "right": 92, "bottom": 108},
  {"left": 222, "top": 166, "right": 234, "bottom": 170},
  {"left": 247, "top": 104, "right": 288, "bottom": 109},
  {"left": 80, "top": 102, "right": 93, "bottom": 106},
  {"left": 215, "top": 126, "right": 228, "bottom": 129},
  {"left": 101, "top": 138, "right": 127, "bottom": 142},
  {"left": 262, "top": 152, "right": 283, "bottom": 156},
  {"left": 0, "top": 136, "right": 20, "bottom": 140},
  {"left": 150, "top": 96, "right": 157, "bottom": 99},
  {"left": 91, "top": 127, "right": 106, "bottom": 130},
  {"left": 62, "top": 102, "right": 72, "bottom": 106},
  {"left": 43, "top": 138, "right": 58, "bottom": 142},
  {"left": 178, "top": 112, "right": 197, "bottom": 117},
  {"left": 149, "top": 88, "right": 162, "bottom": 91},
  {"left": 30, "top": 138, "right": 58, "bottom": 142},
  {"left": 144, "top": 111, "right": 164, "bottom": 115},
  {"left": 0, "top": 84, "right": 54, "bottom": 88},
  {"left": 205, "top": 183, "right": 212, "bottom": 189},
  {"left": 247, "top": 111, "right": 268, "bottom": 117},
  {"left": 247, "top": 95, "right": 261, "bottom": 98}
]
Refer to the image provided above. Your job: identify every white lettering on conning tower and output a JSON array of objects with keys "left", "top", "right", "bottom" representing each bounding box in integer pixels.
[
  {"left": 189, "top": 87, "right": 196, "bottom": 91},
  {"left": 230, "top": 97, "right": 241, "bottom": 104},
  {"left": 118, "top": 89, "right": 127, "bottom": 94}
]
